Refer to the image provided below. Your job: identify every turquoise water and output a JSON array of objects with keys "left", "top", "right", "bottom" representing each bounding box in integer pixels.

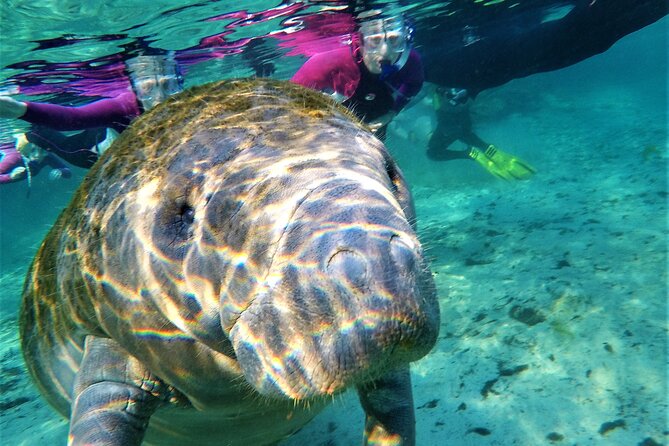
[{"left": 0, "top": 2, "right": 667, "bottom": 445}]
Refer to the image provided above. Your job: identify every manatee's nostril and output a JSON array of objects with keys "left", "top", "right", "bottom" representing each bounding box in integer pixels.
[
  {"left": 390, "top": 235, "right": 416, "bottom": 272},
  {"left": 327, "top": 250, "right": 369, "bottom": 291}
]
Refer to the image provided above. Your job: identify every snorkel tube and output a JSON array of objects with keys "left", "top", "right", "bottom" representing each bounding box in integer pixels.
[
  {"left": 20, "top": 154, "right": 32, "bottom": 195},
  {"left": 380, "top": 48, "right": 410, "bottom": 79}
]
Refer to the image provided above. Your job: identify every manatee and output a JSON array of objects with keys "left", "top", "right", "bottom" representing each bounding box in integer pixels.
[{"left": 19, "top": 79, "right": 439, "bottom": 446}]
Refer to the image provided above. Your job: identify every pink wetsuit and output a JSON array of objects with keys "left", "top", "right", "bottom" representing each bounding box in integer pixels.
[
  {"left": 21, "top": 91, "right": 141, "bottom": 133},
  {"left": 291, "top": 43, "right": 424, "bottom": 124}
]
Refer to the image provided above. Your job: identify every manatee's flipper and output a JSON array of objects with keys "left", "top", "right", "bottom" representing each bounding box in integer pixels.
[
  {"left": 469, "top": 145, "right": 536, "bottom": 180},
  {"left": 69, "top": 336, "right": 170, "bottom": 446},
  {"left": 357, "top": 366, "right": 416, "bottom": 446}
]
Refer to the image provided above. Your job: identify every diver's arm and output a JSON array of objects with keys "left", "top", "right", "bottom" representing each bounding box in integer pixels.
[
  {"left": 20, "top": 91, "right": 140, "bottom": 131},
  {"left": 291, "top": 47, "right": 360, "bottom": 99},
  {"left": 0, "top": 146, "right": 25, "bottom": 184}
]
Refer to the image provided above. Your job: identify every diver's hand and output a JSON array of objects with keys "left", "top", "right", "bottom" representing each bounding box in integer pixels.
[
  {"left": 447, "top": 88, "right": 468, "bottom": 106},
  {"left": 0, "top": 96, "right": 28, "bottom": 119},
  {"left": 368, "top": 111, "right": 396, "bottom": 133},
  {"left": 368, "top": 121, "right": 383, "bottom": 132},
  {"left": 48, "top": 169, "right": 63, "bottom": 181},
  {"left": 10, "top": 167, "right": 26, "bottom": 180}
]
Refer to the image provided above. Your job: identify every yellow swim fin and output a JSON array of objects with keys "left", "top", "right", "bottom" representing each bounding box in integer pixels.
[{"left": 469, "top": 145, "right": 536, "bottom": 180}]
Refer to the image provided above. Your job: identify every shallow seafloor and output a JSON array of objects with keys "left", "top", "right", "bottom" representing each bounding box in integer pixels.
[{"left": 0, "top": 21, "right": 666, "bottom": 446}]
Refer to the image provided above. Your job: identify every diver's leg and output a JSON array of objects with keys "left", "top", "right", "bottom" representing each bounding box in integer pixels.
[
  {"left": 450, "top": 108, "right": 489, "bottom": 150},
  {"left": 459, "top": 130, "right": 490, "bottom": 151},
  {"left": 427, "top": 126, "right": 468, "bottom": 161},
  {"left": 26, "top": 126, "right": 104, "bottom": 168}
]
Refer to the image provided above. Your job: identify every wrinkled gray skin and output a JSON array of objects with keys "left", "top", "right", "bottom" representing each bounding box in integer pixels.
[{"left": 20, "top": 79, "right": 440, "bottom": 445}]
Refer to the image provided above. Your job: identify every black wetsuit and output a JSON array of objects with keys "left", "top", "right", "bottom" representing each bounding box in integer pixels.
[
  {"left": 343, "top": 63, "right": 396, "bottom": 124},
  {"left": 26, "top": 126, "right": 108, "bottom": 169},
  {"left": 416, "top": 0, "right": 668, "bottom": 95},
  {"left": 427, "top": 100, "right": 489, "bottom": 161}
]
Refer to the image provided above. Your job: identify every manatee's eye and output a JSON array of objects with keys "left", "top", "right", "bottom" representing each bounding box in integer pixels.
[
  {"left": 180, "top": 202, "right": 195, "bottom": 225},
  {"left": 159, "top": 195, "right": 196, "bottom": 245},
  {"left": 175, "top": 198, "right": 195, "bottom": 233},
  {"left": 384, "top": 155, "right": 400, "bottom": 194},
  {"left": 152, "top": 194, "right": 197, "bottom": 260},
  {"left": 152, "top": 172, "right": 205, "bottom": 260}
]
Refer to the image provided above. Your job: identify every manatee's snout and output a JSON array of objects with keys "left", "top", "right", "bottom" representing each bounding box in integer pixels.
[
  {"left": 323, "top": 233, "right": 436, "bottom": 359},
  {"left": 228, "top": 182, "right": 439, "bottom": 400}
]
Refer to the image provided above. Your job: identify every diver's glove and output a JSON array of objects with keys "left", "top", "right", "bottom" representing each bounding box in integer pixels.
[
  {"left": 433, "top": 87, "right": 468, "bottom": 110},
  {"left": 0, "top": 96, "right": 28, "bottom": 119},
  {"left": 94, "top": 128, "right": 119, "bottom": 156},
  {"left": 9, "top": 166, "right": 26, "bottom": 180},
  {"left": 48, "top": 169, "right": 63, "bottom": 181},
  {"left": 468, "top": 145, "right": 536, "bottom": 180},
  {"left": 446, "top": 88, "right": 468, "bottom": 106}
]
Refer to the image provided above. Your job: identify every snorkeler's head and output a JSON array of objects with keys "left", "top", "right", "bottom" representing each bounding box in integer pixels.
[
  {"left": 126, "top": 52, "right": 183, "bottom": 111},
  {"left": 14, "top": 133, "right": 45, "bottom": 162},
  {"left": 359, "top": 15, "right": 412, "bottom": 76}
]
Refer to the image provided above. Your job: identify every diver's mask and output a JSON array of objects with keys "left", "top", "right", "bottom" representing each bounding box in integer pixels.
[
  {"left": 16, "top": 137, "right": 45, "bottom": 162},
  {"left": 360, "top": 16, "right": 412, "bottom": 77},
  {"left": 126, "top": 52, "right": 183, "bottom": 111}
]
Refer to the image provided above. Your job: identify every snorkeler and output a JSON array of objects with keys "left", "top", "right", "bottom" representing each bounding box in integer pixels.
[
  {"left": 428, "top": 87, "right": 535, "bottom": 181},
  {"left": 0, "top": 134, "right": 71, "bottom": 185},
  {"left": 0, "top": 52, "right": 183, "bottom": 135},
  {"left": 291, "top": 14, "right": 424, "bottom": 140},
  {"left": 0, "top": 52, "right": 182, "bottom": 184}
]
